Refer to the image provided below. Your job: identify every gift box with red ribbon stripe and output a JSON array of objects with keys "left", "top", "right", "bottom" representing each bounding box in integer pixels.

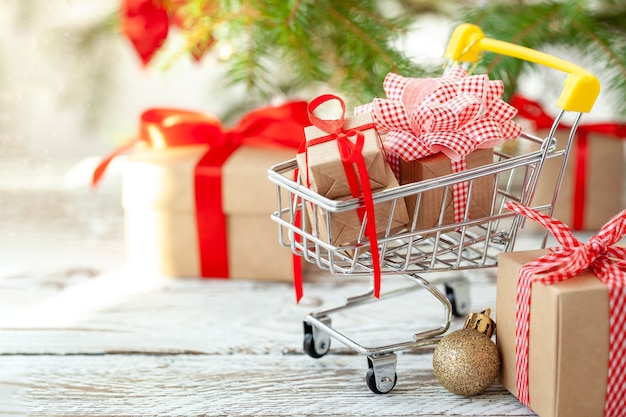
[
  {"left": 94, "top": 102, "right": 309, "bottom": 281},
  {"left": 296, "top": 95, "right": 409, "bottom": 247},
  {"left": 496, "top": 202, "right": 626, "bottom": 417},
  {"left": 296, "top": 98, "right": 409, "bottom": 248},
  {"left": 294, "top": 94, "right": 409, "bottom": 300},
  {"left": 512, "top": 95, "right": 625, "bottom": 231}
]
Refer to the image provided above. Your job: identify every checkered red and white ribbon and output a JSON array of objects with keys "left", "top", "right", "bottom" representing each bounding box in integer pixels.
[
  {"left": 356, "top": 67, "right": 522, "bottom": 223},
  {"left": 506, "top": 201, "right": 626, "bottom": 416}
]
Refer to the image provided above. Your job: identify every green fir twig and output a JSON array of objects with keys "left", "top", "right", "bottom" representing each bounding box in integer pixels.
[{"left": 459, "top": 0, "right": 626, "bottom": 115}]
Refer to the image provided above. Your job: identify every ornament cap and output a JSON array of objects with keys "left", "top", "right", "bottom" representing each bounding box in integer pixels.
[{"left": 463, "top": 308, "right": 496, "bottom": 338}]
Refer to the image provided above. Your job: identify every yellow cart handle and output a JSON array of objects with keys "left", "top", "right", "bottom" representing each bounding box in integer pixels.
[{"left": 445, "top": 23, "right": 600, "bottom": 113}]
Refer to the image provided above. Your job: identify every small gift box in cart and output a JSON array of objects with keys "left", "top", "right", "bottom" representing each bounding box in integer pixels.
[
  {"left": 268, "top": 23, "right": 602, "bottom": 394},
  {"left": 295, "top": 95, "right": 410, "bottom": 249}
]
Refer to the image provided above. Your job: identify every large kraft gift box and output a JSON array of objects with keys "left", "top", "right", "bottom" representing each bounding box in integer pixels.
[
  {"left": 296, "top": 104, "right": 409, "bottom": 247},
  {"left": 94, "top": 102, "right": 312, "bottom": 281},
  {"left": 497, "top": 249, "right": 610, "bottom": 417},
  {"left": 513, "top": 95, "right": 625, "bottom": 230},
  {"left": 123, "top": 144, "right": 296, "bottom": 281}
]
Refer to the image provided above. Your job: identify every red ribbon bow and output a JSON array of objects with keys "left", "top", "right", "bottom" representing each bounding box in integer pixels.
[
  {"left": 506, "top": 201, "right": 626, "bottom": 416},
  {"left": 511, "top": 95, "right": 626, "bottom": 230},
  {"left": 120, "top": 0, "right": 170, "bottom": 66},
  {"left": 120, "top": 0, "right": 215, "bottom": 65},
  {"left": 93, "top": 101, "right": 309, "bottom": 278},
  {"left": 293, "top": 94, "right": 382, "bottom": 302}
]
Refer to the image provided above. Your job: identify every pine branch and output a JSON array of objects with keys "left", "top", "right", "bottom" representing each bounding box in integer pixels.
[
  {"left": 459, "top": 0, "right": 626, "bottom": 116},
  {"left": 170, "top": 0, "right": 433, "bottom": 107}
]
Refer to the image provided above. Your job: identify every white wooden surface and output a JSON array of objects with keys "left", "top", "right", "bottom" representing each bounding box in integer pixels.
[
  {"left": 0, "top": 160, "right": 541, "bottom": 416},
  {"left": 1, "top": 270, "right": 538, "bottom": 417}
]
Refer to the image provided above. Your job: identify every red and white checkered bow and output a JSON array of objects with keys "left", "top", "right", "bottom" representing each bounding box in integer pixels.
[
  {"left": 506, "top": 201, "right": 626, "bottom": 416},
  {"left": 355, "top": 66, "right": 522, "bottom": 162},
  {"left": 357, "top": 67, "right": 522, "bottom": 223}
]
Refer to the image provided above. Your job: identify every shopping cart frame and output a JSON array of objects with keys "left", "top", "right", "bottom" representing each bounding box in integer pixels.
[{"left": 268, "top": 23, "right": 600, "bottom": 394}]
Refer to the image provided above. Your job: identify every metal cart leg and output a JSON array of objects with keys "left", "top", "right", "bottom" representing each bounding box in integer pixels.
[
  {"left": 366, "top": 354, "right": 398, "bottom": 394},
  {"left": 301, "top": 273, "right": 453, "bottom": 394},
  {"left": 303, "top": 316, "right": 331, "bottom": 358},
  {"left": 443, "top": 275, "right": 471, "bottom": 318}
]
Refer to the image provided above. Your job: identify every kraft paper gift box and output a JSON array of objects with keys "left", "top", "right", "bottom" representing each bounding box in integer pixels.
[
  {"left": 354, "top": 67, "right": 522, "bottom": 235},
  {"left": 529, "top": 129, "right": 624, "bottom": 230},
  {"left": 296, "top": 110, "right": 409, "bottom": 247},
  {"left": 497, "top": 249, "right": 612, "bottom": 417},
  {"left": 512, "top": 95, "right": 625, "bottom": 230},
  {"left": 394, "top": 147, "right": 495, "bottom": 232},
  {"left": 298, "top": 158, "right": 409, "bottom": 246},
  {"left": 300, "top": 112, "right": 390, "bottom": 199},
  {"left": 123, "top": 144, "right": 296, "bottom": 281}
]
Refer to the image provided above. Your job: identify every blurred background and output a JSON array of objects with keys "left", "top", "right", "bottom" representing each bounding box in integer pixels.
[{"left": 0, "top": 0, "right": 624, "bottom": 277}]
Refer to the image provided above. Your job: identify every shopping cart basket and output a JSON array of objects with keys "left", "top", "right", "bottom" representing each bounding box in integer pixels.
[{"left": 268, "top": 23, "right": 600, "bottom": 394}]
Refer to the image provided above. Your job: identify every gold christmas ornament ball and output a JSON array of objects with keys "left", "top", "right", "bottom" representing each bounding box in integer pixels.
[{"left": 432, "top": 328, "right": 501, "bottom": 396}]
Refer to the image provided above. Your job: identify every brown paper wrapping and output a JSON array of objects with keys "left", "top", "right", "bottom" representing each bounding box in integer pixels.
[
  {"left": 397, "top": 148, "right": 495, "bottom": 232},
  {"left": 304, "top": 162, "right": 409, "bottom": 246},
  {"left": 301, "top": 112, "right": 388, "bottom": 199},
  {"left": 296, "top": 113, "right": 409, "bottom": 247},
  {"left": 497, "top": 250, "right": 609, "bottom": 417},
  {"left": 530, "top": 129, "right": 624, "bottom": 230},
  {"left": 123, "top": 144, "right": 295, "bottom": 281}
]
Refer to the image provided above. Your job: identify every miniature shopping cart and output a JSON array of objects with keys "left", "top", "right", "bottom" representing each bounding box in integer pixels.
[{"left": 268, "top": 23, "right": 600, "bottom": 394}]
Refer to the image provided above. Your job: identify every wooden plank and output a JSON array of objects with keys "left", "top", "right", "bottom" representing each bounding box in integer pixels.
[
  {"left": 0, "top": 270, "right": 498, "bottom": 355},
  {"left": 0, "top": 220, "right": 539, "bottom": 416},
  {"left": 0, "top": 354, "right": 535, "bottom": 416}
]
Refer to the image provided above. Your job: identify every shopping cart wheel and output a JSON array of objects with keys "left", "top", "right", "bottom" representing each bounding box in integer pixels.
[
  {"left": 366, "top": 354, "right": 397, "bottom": 394},
  {"left": 444, "top": 276, "right": 471, "bottom": 318},
  {"left": 303, "top": 319, "right": 331, "bottom": 358}
]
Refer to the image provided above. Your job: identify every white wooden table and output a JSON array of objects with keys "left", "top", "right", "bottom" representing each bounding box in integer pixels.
[{"left": 0, "top": 160, "right": 539, "bottom": 416}]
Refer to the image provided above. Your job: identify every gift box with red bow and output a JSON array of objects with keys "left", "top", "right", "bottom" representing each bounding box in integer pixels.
[
  {"left": 512, "top": 95, "right": 625, "bottom": 231},
  {"left": 299, "top": 112, "right": 390, "bottom": 200},
  {"left": 496, "top": 202, "right": 626, "bottom": 417},
  {"left": 356, "top": 66, "right": 522, "bottom": 231},
  {"left": 94, "top": 102, "right": 310, "bottom": 281},
  {"left": 296, "top": 94, "right": 409, "bottom": 247}
]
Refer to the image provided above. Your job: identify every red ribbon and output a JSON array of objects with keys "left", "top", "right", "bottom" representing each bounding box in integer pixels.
[
  {"left": 93, "top": 101, "right": 309, "bottom": 278},
  {"left": 293, "top": 94, "right": 382, "bottom": 302},
  {"left": 120, "top": 0, "right": 170, "bottom": 66},
  {"left": 506, "top": 201, "right": 626, "bottom": 416},
  {"left": 120, "top": 0, "right": 215, "bottom": 65},
  {"left": 511, "top": 95, "right": 626, "bottom": 230}
]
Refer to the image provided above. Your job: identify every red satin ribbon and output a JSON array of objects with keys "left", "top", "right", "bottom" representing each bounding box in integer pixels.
[
  {"left": 120, "top": 0, "right": 170, "bottom": 66},
  {"left": 511, "top": 95, "right": 626, "bottom": 230},
  {"left": 93, "top": 101, "right": 309, "bottom": 278},
  {"left": 294, "top": 94, "right": 382, "bottom": 302}
]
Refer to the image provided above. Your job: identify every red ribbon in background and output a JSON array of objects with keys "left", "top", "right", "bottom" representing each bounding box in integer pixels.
[
  {"left": 120, "top": 0, "right": 170, "bottom": 66},
  {"left": 93, "top": 101, "right": 309, "bottom": 278},
  {"left": 510, "top": 95, "right": 626, "bottom": 230},
  {"left": 120, "top": 0, "right": 215, "bottom": 65},
  {"left": 506, "top": 201, "right": 626, "bottom": 416},
  {"left": 294, "top": 94, "right": 382, "bottom": 302}
]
